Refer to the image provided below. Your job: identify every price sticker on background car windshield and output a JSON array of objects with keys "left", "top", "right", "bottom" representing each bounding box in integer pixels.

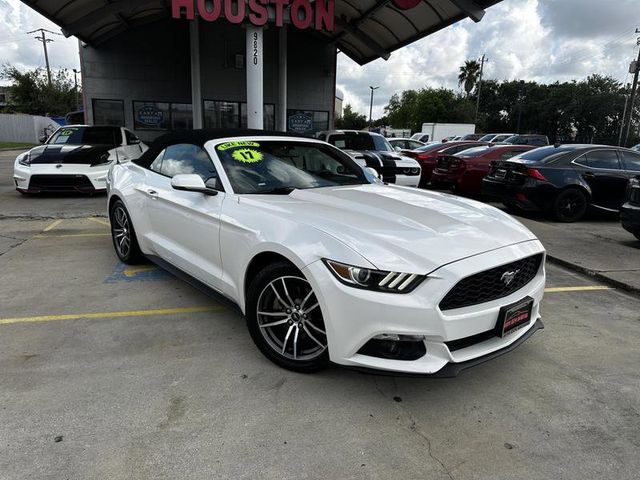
[{"left": 217, "top": 141, "right": 260, "bottom": 151}]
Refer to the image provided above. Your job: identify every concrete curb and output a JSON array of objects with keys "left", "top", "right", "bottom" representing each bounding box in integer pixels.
[{"left": 545, "top": 254, "right": 640, "bottom": 297}]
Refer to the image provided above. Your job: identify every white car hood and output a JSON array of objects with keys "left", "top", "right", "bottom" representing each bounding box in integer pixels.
[{"left": 241, "top": 184, "right": 537, "bottom": 273}]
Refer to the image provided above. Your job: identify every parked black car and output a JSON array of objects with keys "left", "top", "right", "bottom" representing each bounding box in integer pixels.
[
  {"left": 482, "top": 145, "right": 640, "bottom": 222},
  {"left": 500, "top": 135, "right": 549, "bottom": 146},
  {"left": 621, "top": 176, "right": 640, "bottom": 240}
]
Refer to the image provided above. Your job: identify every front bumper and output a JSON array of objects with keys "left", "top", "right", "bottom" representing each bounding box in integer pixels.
[
  {"left": 14, "top": 162, "right": 109, "bottom": 193},
  {"left": 394, "top": 174, "right": 420, "bottom": 188},
  {"left": 621, "top": 202, "right": 640, "bottom": 235},
  {"left": 303, "top": 240, "right": 546, "bottom": 375}
]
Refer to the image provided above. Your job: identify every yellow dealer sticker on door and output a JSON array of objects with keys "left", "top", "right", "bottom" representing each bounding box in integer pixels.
[
  {"left": 217, "top": 141, "right": 260, "bottom": 151},
  {"left": 231, "top": 148, "right": 264, "bottom": 163}
]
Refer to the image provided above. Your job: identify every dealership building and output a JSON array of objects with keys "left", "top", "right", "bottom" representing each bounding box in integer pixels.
[{"left": 22, "top": 0, "right": 501, "bottom": 141}]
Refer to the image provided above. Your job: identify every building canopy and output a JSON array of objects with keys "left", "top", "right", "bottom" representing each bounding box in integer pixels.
[{"left": 21, "top": 0, "right": 502, "bottom": 65}]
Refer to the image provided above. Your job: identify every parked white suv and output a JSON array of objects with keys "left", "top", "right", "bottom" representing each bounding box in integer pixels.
[{"left": 317, "top": 130, "right": 421, "bottom": 187}]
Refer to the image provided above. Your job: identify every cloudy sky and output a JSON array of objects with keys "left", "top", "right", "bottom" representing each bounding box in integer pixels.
[{"left": 0, "top": 0, "right": 638, "bottom": 118}]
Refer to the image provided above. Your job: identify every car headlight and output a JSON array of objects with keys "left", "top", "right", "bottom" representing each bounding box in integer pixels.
[
  {"left": 323, "top": 259, "right": 425, "bottom": 293},
  {"left": 630, "top": 177, "right": 640, "bottom": 188},
  {"left": 17, "top": 152, "right": 31, "bottom": 166}
]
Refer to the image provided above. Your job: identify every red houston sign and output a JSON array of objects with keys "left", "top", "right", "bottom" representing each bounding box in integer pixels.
[{"left": 172, "top": 0, "right": 335, "bottom": 32}]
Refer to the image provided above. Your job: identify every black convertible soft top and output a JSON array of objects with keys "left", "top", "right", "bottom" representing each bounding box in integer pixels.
[{"left": 134, "top": 129, "right": 309, "bottom": 168}]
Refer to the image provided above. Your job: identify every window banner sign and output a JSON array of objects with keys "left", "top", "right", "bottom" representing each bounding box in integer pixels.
[
  {"left": 287, "top": 112, "right": 314, "bottom": 133},
  {"left": 136, "top": 105, "right": 164, "bottom": 126},
  {"left": 172, "top": 0, "right": 335, "bottom": 32}
]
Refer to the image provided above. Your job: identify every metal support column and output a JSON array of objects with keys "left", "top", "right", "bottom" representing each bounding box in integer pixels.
[
  {"left": 246, "top": 25, "right": 264, "bottom": 130},
  {"left": 277, "top": 27, "right": 288, "bottom": 132},
  {"left": 189, "top": 18, "right": 203, "bottom": 129}
]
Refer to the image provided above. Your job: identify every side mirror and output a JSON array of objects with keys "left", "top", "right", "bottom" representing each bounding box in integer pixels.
[
  {"left": 394, "top": 146, "right": 402, "bottom": 152},
  {"left": 171, "top": 174, "right": 218, "bottom": 196},
  {"left": 365, "top": 167, "right": 383, "bottom": 184},
  {"left": 38, "top": 134, "right": 48, "bottom": 144}
]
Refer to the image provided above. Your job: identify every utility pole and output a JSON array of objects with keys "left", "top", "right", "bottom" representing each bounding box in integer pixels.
[
  {"left": 369, "top": 85, "right": 379, "bottom": 129},
  {"left": 619, "top": 83, "right": 631, "bottom": 146},
  {"left": 27, "top": 28, "right": 61, "bottom": 87},
  {"left": 73, "top": 68, "right": 80, "bottom": 110},
  {"left": 623, "top": 30, "right": 640, "bottom": 147},
  {"left": 474, "top": 54, "right": 487, "bottom": 127}
]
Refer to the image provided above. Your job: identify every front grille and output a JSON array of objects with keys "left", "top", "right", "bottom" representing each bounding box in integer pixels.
[
  {"left": 29, "top": 174, "right": 94, "bottom": 192},
  {"left": 439, "top": 254, "right": 544, "bottom": 311}
]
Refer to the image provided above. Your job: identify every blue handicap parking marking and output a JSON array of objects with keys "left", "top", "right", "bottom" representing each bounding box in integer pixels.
[{"left": 104, "top": 262, "right": 170, "bottom": 283}]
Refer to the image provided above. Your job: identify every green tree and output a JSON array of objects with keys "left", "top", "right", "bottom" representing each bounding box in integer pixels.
[
  {"left": 335, "top": 104, "right": 368, "bottom": 130},
  {"left": 458, "top": 60, "right": 481, "bottom": 96},
  {"left": 1, "top": 64, "right": 77, "bottom": 116}
]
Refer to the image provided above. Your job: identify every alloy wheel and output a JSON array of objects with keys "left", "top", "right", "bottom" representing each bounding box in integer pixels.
[
  {"left": 112, "top": 206, "right": 131, "bottom": 258},
  {"left": 256, "top": 276, "right": 327, "bottom": 361}
]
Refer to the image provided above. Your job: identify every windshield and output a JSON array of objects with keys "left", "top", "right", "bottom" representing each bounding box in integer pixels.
[
  {"left": 214, "top": 140, "right": 368, "bottom": 194},
  {"left": 478, "top": 134, "right": 495, "bottom": 142},
  {"left": 457, "top": 146, "right": 492, "bottom": 157},
  {"left": 514, "top": 145, "right": 576, "bottom": 163},
  {"left": 328, "top": 134, "right": 380, "bottom": 151},
  {"left": 492, "top": 135, "right": 512, "bottom": 142},
  {"left": 415, "top": 142, "right": 446, "bottom": 153},
  {"left": 48, "top": 127, "right": 120, "bottom": 147}
]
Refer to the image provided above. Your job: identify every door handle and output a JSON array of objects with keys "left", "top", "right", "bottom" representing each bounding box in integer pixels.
[
  {"left": 583, "top": 172, "right": 595, "bottom": 179},
  {"left": 146, "top": 189, "right": 158, "bottom": 197}
]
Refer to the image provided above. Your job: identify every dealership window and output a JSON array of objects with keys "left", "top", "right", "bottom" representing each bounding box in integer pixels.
[
  {"left": 171, "top": 103, "right": 193, "bottom": 130},
  {"left": 93, "top": 99, "right": 125, "bottom": 126},
  {"left": 287, "top": 110, "right": 329, "bottom": 135},
  {"left": 204, "top": 101, "right": 240, "bottom": 129},
  {"left": 240, "top": 103, "right": 275, "bottom": 130},
  {"left": 204, "top": 100, "right": 275, "bottom": 130}
]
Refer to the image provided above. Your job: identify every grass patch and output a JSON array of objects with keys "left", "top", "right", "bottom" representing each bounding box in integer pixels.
[{"left": 0, "top": 142, "right": 37, "bottom": 149}]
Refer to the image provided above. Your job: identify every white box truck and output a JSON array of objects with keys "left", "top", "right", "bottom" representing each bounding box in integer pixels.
[{"left": 417, "top": 123, "right": 476, "bottom": 143}]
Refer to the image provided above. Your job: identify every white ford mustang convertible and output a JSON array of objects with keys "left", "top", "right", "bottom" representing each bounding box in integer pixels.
[{"left": 107, "top": 130, "right": 546, "bottom": 376}]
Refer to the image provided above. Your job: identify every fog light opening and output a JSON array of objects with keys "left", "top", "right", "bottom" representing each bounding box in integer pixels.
[{"left": 358, "top": 335, "right": 427, "bottom": 361}]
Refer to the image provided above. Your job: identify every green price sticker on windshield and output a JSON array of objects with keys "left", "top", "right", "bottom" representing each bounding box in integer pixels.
[
  {"left": 231, "top": 148, "right": 264, "bottom": 164},
  {"left": 217, "top": 141, "right": 260, "bottom": 151},
  {"left": 60, "top": 129, "right": 76, "bottom": 136}
]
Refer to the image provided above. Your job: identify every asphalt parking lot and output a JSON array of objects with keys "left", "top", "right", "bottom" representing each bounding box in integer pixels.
[{"left": 1, "top": 149, "right": 639, "bottom": 479}]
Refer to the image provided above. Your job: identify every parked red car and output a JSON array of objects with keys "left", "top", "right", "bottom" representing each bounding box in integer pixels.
[
  {"left": 401, "top": 141, "right": 488, "bottom": 187},
  {"left": 431, "top": 144, "right": 537, "bottom": 195}
]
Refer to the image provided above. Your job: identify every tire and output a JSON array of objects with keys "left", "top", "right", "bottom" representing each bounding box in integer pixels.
[
  {"left": 109, "top": 199, "right": 143, "bottom": 264},
  {"left": 552, "top": 188, "right": 588, "bottom": 222},
  {"left": 502, "top": 201, "right": 522, "bottom": 214},
  {"left": 246, "top": 261, "right": 329, "bottom": 373}
]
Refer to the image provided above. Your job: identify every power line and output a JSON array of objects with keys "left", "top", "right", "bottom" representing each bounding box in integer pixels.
[{"left": 25, "top": 28, "right": 62, "bottom": 87}]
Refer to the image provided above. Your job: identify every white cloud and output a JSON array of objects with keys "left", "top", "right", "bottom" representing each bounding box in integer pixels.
[
  {"left": 337, "top": 0, "right": 639, "bottom": 118},
  {"left": 0, "top": 0, "right": 79, "bottom": 84}
]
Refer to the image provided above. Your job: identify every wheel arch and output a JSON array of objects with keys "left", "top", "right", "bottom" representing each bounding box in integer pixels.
[
  {"left": 243, "top": 251, "right": 299, "bottom": 305},
  {"left": 558, "top": 183, "right": 591, "bottom": 202}
]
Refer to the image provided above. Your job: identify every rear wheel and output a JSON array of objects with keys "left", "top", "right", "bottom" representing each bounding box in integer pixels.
[
  {"left": 246, "top": 262, "right": 329, "bottom": 373},
  {"left": 553, "top": 188, "right": 588, "bottom": 222},
  {"left": 109, "top": 200, "right": 143, "bottom": 264}
]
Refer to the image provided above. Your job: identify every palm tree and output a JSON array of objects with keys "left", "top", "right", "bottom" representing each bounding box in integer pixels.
[{"left": 458, "top": 60, "right": 481, "bottom": 97}]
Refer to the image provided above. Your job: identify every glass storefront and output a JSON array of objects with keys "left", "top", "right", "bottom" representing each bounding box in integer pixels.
[{"left": 93, "top": 99, "right": 125, "bottom": 126}]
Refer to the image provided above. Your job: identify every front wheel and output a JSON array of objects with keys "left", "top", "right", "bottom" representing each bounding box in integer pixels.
[
  {"left": 553, "top": 188, "right": 588, "bottom": 222},
  {"left": 109, "top": 200, "right": 143, "bottom": 264},
  {"left": 246, "top": 262, "right": 329, "bottom": 373}
]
